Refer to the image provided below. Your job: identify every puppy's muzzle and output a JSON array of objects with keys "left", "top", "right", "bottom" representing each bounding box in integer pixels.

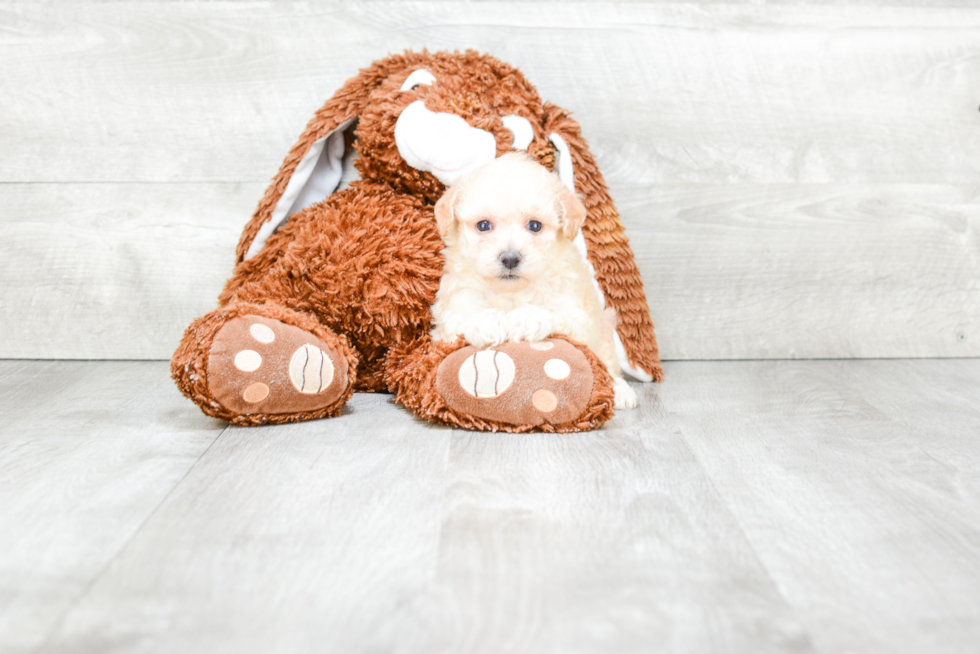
[{"left": 499, "top": 251, "right": 522, "bottom": 270}]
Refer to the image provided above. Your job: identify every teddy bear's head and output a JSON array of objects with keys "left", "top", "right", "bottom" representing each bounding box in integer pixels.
[
  {"left": 352, "top": 50, "right": 552, "bottom": 202},
  {"left": 240, "top": 50, "right": 573, "bottom": 262}
]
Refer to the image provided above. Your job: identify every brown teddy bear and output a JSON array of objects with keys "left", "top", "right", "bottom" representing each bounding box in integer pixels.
[{"left": 171, "top": 49, "right": 662, "bottom": 433}]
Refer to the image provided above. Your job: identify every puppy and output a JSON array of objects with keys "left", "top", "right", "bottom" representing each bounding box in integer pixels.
[{"left": 430, "top": 152, "right": 638, "bottom": 410}]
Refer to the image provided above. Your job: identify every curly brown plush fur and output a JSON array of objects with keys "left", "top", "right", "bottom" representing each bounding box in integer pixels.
[{"left": 171, "top": 49, "right": 661, "bottom": 432}]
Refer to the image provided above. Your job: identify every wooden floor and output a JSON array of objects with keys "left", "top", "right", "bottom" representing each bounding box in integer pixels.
[{"left": 1, "top": 359, "right": 978, "bottom": 653}]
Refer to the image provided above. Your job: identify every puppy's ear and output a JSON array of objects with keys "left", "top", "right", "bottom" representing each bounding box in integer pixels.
[
  {"left": 435, "top": 184, "right": 462, "bottom": 239},
  {"left": 558, "top": 184, "right": 587, "bottom": 240}
]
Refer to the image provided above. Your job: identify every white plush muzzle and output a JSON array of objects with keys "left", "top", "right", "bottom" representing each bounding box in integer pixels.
[{"left": 394, "top": 101, "right": 498, "bottom": 187}]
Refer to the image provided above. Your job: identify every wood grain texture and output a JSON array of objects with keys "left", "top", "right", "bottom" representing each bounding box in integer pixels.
[
  {"left": 3, "top": 181, "right": 976, "bottom": 360},
  {"left": 3, "top": 359, "right": 979, "bottom": 652},
  {"left": 662, "top": 358, "right": 980, "bottom": 654},
  {"left": 0, "top": 182, "right": 259, "bottom": 359},
  {"left": 34, "top": 370, "right": 812, "bottom": 654},
  {"left": 627, "top": 183, "right": 980, "bottom": 359},
  {"left": 0, "top": 360, "right": 224, "bottom": 654},
  {"left": 38, "top": 0, "right": 980, "bottom": 5},
  {"left": 2, "top": 3, "right": 979, "bottom": 184},
  {"left": 2, "top": 2, "right": 979, "bottom": 360}
]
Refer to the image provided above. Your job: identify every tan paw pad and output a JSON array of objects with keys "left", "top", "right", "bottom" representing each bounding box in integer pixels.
[
  {"left": 289, "top": 344, "right": 334, "bottom": 394},
  {"left": 234, "top": 350, "right": 262, "bottom": 372},
  {"left": 208, "top": 316, "right": 349, "bottom": 416},
  {"left": 531, "top": 389, "right": 558, "bottom": 413},
  {"left": 437, "top": 339, "right": 594, "bottom": 427},
  {"left": 249, "top": 323, "right": 275, "bottom": 343},
  {"left": 457, "top": 350, "right": 516, "bottom": 398},
  {"left": 543, "top": 358, "right": 570, "bottom": 380},
  {"left": 243, "top": 382, "right": 270, "bottom": 403}
]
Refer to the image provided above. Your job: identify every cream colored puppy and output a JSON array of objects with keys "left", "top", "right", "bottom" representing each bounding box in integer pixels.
[{"left": 430, "top": 152, "right": 637, "bottom": 410}]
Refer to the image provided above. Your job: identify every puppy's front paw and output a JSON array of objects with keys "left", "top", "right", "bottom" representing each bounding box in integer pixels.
[
  {"left": 506, "top": 306, "right": 554, "bottom": 343},
  {"left": 613, "top": 377, "right": 638, "bottom": 410},
  {"left": 465, "top": 309, "right": 509, "bottom": 347}
]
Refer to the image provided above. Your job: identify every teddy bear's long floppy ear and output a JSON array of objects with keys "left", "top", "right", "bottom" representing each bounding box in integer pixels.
[
  {"left": 542, "top": 104, "right": 664, "bottom": 382},
  {"left": 235, "top": 57, "right": 407, "bottom": 263}
]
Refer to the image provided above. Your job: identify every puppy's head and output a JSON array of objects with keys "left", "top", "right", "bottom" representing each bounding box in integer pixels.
[{"left": 434, "top": 152, "right": 586, "bottom": 291}]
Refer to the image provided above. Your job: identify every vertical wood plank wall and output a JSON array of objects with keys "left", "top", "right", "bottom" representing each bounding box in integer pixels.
[{"left": 1, "top": 1, "right": 977, "bottom": 360}]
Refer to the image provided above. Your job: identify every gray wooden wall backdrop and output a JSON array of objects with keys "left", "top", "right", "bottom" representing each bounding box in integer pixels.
[{"left": 2, "top": 1, "right": 978, "bottom": 361}]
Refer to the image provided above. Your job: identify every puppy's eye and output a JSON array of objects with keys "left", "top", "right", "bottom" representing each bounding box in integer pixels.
[
  {"left": 477, "top": 220, "right": 493, "bottom": 232},
  {"left": 527, "top": 220, "right": 542, "bottom": 233}
]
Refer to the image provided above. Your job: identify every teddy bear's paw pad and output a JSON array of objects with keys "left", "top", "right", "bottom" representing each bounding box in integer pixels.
[
  {"left": 456, "top": 350, "right": 516, "bottom": 398},
  {"left": 436, "top": 339, "right": 594, "bottom": 426},
  {"left": 207, "top": 316, "right": 348, "bottom": 416}
]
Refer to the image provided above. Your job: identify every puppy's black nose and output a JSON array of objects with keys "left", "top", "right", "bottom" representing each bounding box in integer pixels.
[{"left": 499, "top": 251, "right": 522, "bottom": 270}]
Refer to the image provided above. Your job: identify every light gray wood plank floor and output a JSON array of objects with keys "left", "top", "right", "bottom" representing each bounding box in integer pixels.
[{"left": 1, "top": 359, "right": 978, "bottom": 653}]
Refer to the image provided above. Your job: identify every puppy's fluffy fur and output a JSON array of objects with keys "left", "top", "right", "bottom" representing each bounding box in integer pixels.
[{"left": 430, "top": 152, "right": 637, "bottom": 409}]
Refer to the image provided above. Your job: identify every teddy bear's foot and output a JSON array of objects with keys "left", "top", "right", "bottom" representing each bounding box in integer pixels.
[
  {"left": 206, "top": 315, "right": 351, "bottom": 419},
  {"left": 435, "top": 338, "right": 605, "bottom": 429}
]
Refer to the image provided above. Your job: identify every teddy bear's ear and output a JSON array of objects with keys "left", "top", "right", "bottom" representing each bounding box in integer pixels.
[
  {"left": 543, "top": 104, "right": 663, "bottom": 383},
  {"left": 242, "top": 117, "right": 357, "bottom": 261},
  {"left": 236, "top": 58, "right": 407, "bottom": 263}
]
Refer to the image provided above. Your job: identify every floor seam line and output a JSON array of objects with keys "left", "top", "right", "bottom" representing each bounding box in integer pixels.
[
  {"left": 30, "top": 424, "right": 231, "bottom": 653},
  {"left": 663, "top": 403, "right": 822, "bottom": 654}
]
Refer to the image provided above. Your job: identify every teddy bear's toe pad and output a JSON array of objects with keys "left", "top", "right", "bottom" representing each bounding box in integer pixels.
[
  {"left": 208, "top": 316, "right": 348, "bottom": 416},
  {"left": 436, "top": 339, "right": 594, "bottom": 426}
]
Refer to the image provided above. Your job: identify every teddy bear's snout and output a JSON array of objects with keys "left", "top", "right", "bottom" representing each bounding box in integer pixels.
[{"left": 394, "top": 100, "right": 497, "bottom": 186}]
